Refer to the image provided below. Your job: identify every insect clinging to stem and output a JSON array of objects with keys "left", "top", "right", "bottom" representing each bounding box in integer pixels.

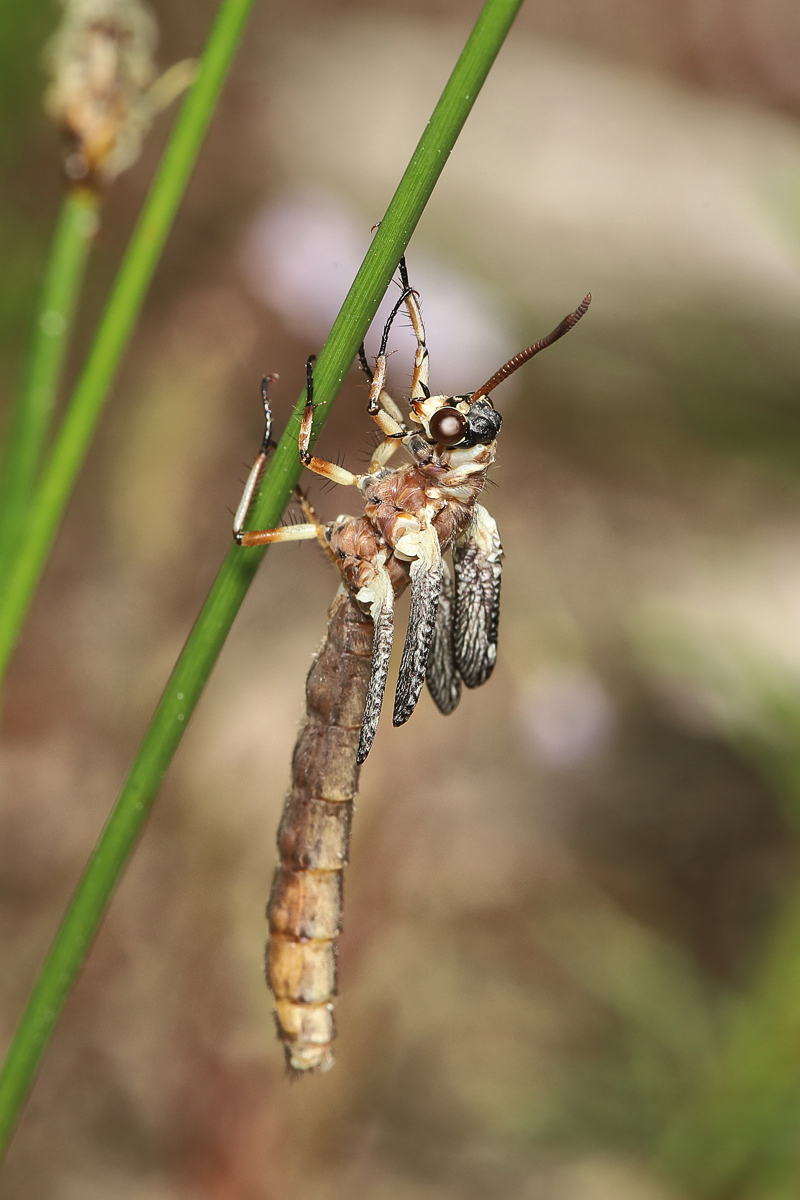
[{"left": 234, "top": 257, "right": 590, "bottom": 1073}]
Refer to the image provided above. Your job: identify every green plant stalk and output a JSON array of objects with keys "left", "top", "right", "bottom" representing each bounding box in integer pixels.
[
  {"left": 0, "top": 0, "right": 257, "bottom": 688},
  {"left": 0, "top": 0, "right": 524, "bottom": 1159},
  {"left": 0, "top": 187, "right": 99, "bottom": 577}
]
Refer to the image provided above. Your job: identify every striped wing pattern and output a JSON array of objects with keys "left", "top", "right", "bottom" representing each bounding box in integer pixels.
[
  {"left": 358, "top": 507, "right": 502, "bottom": 752},
  {"left": 356, "top": 569, "right": 395, "bottom": 764},
  {"left": 425, "top": 560, "right": 462, "bottom": 715},
  {"left": 393, "top": 529, "right": 443, "bottom": 727},
  {"left": 452, "top": 505, "right": 503, "bottom": 689}
]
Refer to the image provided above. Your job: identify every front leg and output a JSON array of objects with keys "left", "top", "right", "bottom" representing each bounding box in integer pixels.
[
  {"left": 369, "top": 257, "right": 430, "bottom": 405},
  {"left": 358, "top": 343, "right": 407, "bottom": 433},
  {"left": 364, "top": 279, "right": 416, "bottom": 421},
  {"left": 403, "top": 286, "right": 430, "bottom": 401},
  {"left": 358, "top": 343, "right": 408, "bottom": 473}
]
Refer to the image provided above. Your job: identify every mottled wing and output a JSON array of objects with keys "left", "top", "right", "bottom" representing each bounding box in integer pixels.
[
  {"left": 426, "top": 558, "right": 461, "bottom": 715},
  {"left": 453, "top": 504, "right": 503, "bottom": 689},
  {"left": 356, "top": 568, "right": 395, "bottom": 764},
  {"left": 393, "top": 525, "right": 443, "bottom": 726}
]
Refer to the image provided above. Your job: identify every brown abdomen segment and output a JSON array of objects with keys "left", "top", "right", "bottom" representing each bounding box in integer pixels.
[{"left": 266, "top": 590, "right": 373, "bottom": 1072}]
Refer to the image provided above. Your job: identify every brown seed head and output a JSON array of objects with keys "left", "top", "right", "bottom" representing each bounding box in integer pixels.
[{"left": 44, "top": 0, "right": 194, "bottom": 186}]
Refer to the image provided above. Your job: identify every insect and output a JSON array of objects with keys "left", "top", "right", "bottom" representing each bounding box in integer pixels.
[{"left": 234, "top": 258, "right": 590, "bottom": 1072}]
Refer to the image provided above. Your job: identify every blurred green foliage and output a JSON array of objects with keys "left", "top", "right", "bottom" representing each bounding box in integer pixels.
[{"left": 0, "top": 2, "right": 58, "bottom": 359}]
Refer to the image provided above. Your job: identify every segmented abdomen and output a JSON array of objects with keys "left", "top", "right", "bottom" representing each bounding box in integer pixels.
[{"left": 266, "top": 589, "right": 373, "bottom": 1072}]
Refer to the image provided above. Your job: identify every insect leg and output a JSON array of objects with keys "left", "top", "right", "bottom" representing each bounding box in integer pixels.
[
  {"left": 368, "top": 436, "right": 405, "bottom": 473},
  {"left": 237, "top": 524, "right": 321, "bottom": 547},
  {"left": 452, "top": 504, "right": 503, "bottom": 688},
  {"left": 360, "top": 264, "right": 426, "bottom": 469},
  {"left": 356, "top": 342, "right": 372, "bottom": 384},
  {"left": 294, "top": 485, "right": 338, "bottom": 563},
  {"left": 397, "top": 258, "right": 430, "bottom": 402},
  {"left": 234, "top": 372, "right": 348, "bottom": 546},
  {"left": 365, "top": 284, "right": 415, "bottom": 418},
  {"left": 232, "top": 374, "right": 278, "bottom": 539},
  {"left": 393, "top": 523, "right": 443, "bottom": 726},
  {"left": 299, "top": 356, "right": 360, "bottom": 487},
  {"left": 364, "top": 384, "right": 406, "bottom": 470},
  {"left": 375, "top": 389, "right": 405, "bottom": 429},
  {"left": 359, "top": 346, "right": 407, "bottom": 473},
  {"left": 357, "top": 343, "right": 402, "bottom": 424},
  {"left": 238, "top": 480, "right": 339, "bottom": 553}
]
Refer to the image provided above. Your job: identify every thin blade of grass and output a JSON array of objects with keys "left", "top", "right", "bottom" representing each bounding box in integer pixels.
[
  {"left": 0, "top": 0, "right": 257, "bottom": 688},
  {"left": 0, "top": 187, "right": 99, "bottom": 577},
  {"left": 0, "top": 0, "right": 524, "bottom": 1158}
]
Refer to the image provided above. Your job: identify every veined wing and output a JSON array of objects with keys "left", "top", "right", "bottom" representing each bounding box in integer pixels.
[
  {"left": 453, "top": 504, "right": 503, "bottom": 689},
  {"left": 393, "top": 524, "right": 443, "bottom": 726},
  {"left": 356, "top": 566, "right": 395, "bottom": 764},
  {"left": 426, "top": 558, "right": 461, "bottom": 715}
]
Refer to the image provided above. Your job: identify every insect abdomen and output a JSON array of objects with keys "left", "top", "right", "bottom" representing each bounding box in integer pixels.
[{"left": 266, "top": 590, "right": 372, "bottom": 1072}]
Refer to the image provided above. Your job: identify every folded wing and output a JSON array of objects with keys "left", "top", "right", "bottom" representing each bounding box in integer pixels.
[
  {"left": 356, "top": 566, "right": 395, "bottom": 764},
  {"left": 425, "top": 559, "right": 461, "bottom": 715},
  {"left": 453, "top": 505, "right": 503, "bottom": 689},
  {"left": 393, "top": 525, "right": 443, "bottom": 727}
]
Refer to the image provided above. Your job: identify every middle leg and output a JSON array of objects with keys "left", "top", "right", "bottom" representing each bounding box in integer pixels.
[{"left": 298, "top": 356, "right": 361, "bottom": 488}]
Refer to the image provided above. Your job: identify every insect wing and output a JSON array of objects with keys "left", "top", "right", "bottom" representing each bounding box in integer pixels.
[
  {"left": 425, "top": 559, "right": 461, "bottom": 715},
  {"left": 453, "top": 505, "right": 503, "bottom": 689},
  {"left": 393, "top": 527, "right": 443, "bottom": 727},
  {"left": 356, "top": 569, "right": 395, "bottom": 764}
]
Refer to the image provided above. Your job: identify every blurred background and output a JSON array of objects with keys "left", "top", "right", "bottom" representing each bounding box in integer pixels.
[{"left": 5, "top": 1, "right": 800, "bottom": 1197}]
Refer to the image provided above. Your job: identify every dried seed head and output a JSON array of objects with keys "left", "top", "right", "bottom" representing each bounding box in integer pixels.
[{"left": 44, "top": 0, "right": 194, "bottom": 186}]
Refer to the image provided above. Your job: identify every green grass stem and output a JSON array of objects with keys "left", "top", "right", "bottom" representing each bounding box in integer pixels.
[
  {"left": 0, "top": 0, "right": 257, "bottom": 688},
  {"left": 0, "top": 0, "right": 524, "bottom": 1159},
  {"left": 0, "top": 187, "right": 99, "bottom": 577}
]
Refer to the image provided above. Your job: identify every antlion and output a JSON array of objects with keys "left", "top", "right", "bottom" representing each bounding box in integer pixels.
[{"left": 234, "top": 258, "right": 590, "bottom": 1073}]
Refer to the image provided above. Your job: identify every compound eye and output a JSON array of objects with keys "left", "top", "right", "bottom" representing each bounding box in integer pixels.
[{"left": 429, "top": 407, "right": 467, "bottom": 446}]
